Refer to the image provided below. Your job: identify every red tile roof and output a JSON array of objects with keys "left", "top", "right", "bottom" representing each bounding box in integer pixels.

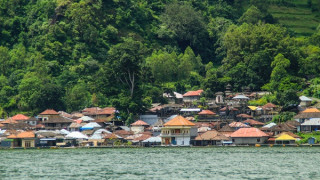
[
  {"left": 230, "top": 127, "right": 269, "bottom": 138},
  {"left": 229, "top": 122, "right": 250, "bottom": 128},
  {"left": 262, "top": 103, "right": 277, "bottom": 109},
  {"left": 243, "top": 119, "right": 265, "bottom": 126},
  {"left": 164, "top": 116, "right": 196, "bottom": 126},
  {"left": 198, "top": 110, "right": 216, "bottom": 115},
  {"left": 11, "top": 114, "right": 30, "bottom": 121},
  {"left": 236, "top": 114, "right": 253, "bottom": 118},
  {"left": 1, "top": 118, "right": 18, "bottom": 124},
  {"left": 97, "top": 107, "right": 116, "bottom": 115},
  {"left": 183, "top": 90, "right": 203, "bottom": 97},
  {"left": 39, "top": 109, "right": 59, "bottom": 115},
  {"left": 131, "top": 120, "right": 149, "bottom": 126}
]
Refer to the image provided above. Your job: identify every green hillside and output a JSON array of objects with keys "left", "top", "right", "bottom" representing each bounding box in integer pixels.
[{"left": 268, "top": 0, "right": 320, "bottom": 36}]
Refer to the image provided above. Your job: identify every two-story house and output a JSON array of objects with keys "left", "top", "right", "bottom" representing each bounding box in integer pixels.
[{"left": 160, "top": 115, "right": 197, "bottom": 146}]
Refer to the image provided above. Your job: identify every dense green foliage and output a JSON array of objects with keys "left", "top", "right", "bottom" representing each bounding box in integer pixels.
[{"left": 0, "top": 0, "right": 320, "bottom": 121}]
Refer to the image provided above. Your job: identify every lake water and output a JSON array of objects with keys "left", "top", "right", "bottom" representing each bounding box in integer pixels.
[{"left": 0, "top": 147, "right": 319, "bottom": 179}]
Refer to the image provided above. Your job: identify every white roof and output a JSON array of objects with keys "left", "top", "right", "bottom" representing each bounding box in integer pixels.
[
  {"left": 301, "top": 118, "right": 320, "bottom": 126},
  {"left": 94, "top": 129, "right": 111, "bottom": 134},
  {"left": 233, "top": 95, "right": 249, "bottom": 100},
  {"left": 180, "top": 108, "right": 201, "bottom": 112},
  {"left": 60, "top": 129, "right": 70, "bottom": 135},
  {"left": 174, "top": 92, "right": 183, "bottom": 99},
  {"left": 66, "top": 131, "right": 89, "bottom": 139},
  {"left": 262, "top": 123, "right": 277, "bottom": 128},
  {"left": 82, "top": 122, "right": 101, "bottom": 128},
  {"left": 142, "top": 136, "right": 161, "bottom": 143},
  {"left": 299, "top": 96, "right": 312, "bottom": 102},
  {"left": 89, "top": 133, "right": 103, "bottom": 140},
  {"left": 80, "top": 116, "right": 95, "bottom": 121}
]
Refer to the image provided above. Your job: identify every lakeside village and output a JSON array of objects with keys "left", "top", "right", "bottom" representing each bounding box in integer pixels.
[{"left": 1, "top": 85, "right": 320, "bottom": 149}]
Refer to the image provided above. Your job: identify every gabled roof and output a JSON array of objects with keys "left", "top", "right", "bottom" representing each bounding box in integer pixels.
[
  {"left": 198, "top": 110, "right": 216, "bottom": 115},
  {"left": 243, "top": 119, "right": 265, "bottom": 126},
  {"left": 195, "top": 130, "right": 229, "bottom": 141},
  {"left": 45, "top": 116, "right": 73, "bottom": 123},
  {"left": 229, "top": 122, "right": 250, "bottom": 128},
  {"left": 262, "top": 103, "right": 277, "bottom": 109},
  {"left": 236, "top": 114, "right": 253, "bottom": 118},
  {"left": 131, "top": 120, "right": 149, "bottom": 126},
  {"left": 97, "top": 107, "right": 116, "bottom": 115},
  {"left": 1, "top": 118, "right": 18, "bottom": 124},
  {"left": 275, "top": 134, "right": 296, "bottom": 141},
  {"left": 219, "top": 124, "right": 235, "bottom": 132},
  {"left": 164, "top": 115, "right": 195, "bottom": 126},
  {"left": 276, "top": 132, "right": 300, "bottom": 139},
  {"left": 7, "top": 131, "right": 35, "bottom": 139},
  {"left": 40, "top": 109, "right": 59, "bottom": 115},
  {"left": 230, "top": 127, "right": 269, "bottom": 138},
  {"left": 183, "top": 90, "right": 203, "bottom": 97},
  {"left": 11, "top": 114, "right": 30, "bottom": 121}
]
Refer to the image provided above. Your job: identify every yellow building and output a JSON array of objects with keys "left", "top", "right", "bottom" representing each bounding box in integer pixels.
[
  {"left": 160, "top": 116, "right": 197, "bottom": 146},
  {"left": 7, "top": 131, "right": 36, "bottom": 148}
]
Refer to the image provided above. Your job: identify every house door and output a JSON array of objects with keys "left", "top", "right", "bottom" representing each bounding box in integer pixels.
[{"left": 165, "top": 138, "right": 170, "bottom": 145}]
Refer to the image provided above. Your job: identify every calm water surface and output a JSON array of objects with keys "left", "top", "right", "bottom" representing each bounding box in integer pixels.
[{"left": 0, "top": 147, "right": 319, "bottom": 179}]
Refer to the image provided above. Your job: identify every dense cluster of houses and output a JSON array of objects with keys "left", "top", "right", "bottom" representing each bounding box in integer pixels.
[{"left": 0, "top": 88, "right": 319, "bottom": 148}]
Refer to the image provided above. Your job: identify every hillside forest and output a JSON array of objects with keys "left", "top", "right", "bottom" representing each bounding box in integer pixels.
[{"left": 1, "top": 0, "right": 320, "bottom": 123}]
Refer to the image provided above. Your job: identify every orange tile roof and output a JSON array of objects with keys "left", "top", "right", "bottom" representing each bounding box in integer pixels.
[
  {"left": 195, "top": 130, "right": 229, "bottom": 141},
  {"left": 131, "top": 120, "right": 149, "bottom": 126},
  {"left": 198, "top": 110, "right": 216, "bottom": 115},
  {"left": 183, "top": 90, "right": 203, "bottom": 97},
  {"left": 7, "top": 131, "right": 35, "bottom": 139},
  {"left": 164, "top": 115, "right": 195, "bottom": 126},
  {"left": 104, "top": 133, "right": 120, "bottom": 139},
  {"left": 303, "top": 108, "right": 320, "bottom": 113},
  {"left": 11, "top": 114, "right": 30, "bottom": 121},
  {"left": 40, "top": 109, "right": 59, "bottom": 115},
  {"left": 230, "top": 127, "right": 269, "bottom": 138}
]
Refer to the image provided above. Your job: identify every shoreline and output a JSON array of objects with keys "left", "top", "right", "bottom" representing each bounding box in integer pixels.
[{"left": 1, "top": 144, "right": 319, "bottom": 150}]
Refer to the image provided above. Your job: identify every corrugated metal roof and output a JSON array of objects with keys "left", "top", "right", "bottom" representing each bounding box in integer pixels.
[
  {"left": 233, "top": 95, "right": 249, "bottom": 100},
  {"left": 301, "top": 118, "right": 320, "bottom": 126},
  {"left": 299, "top": 96, "right": 312, "bottom": 101}
]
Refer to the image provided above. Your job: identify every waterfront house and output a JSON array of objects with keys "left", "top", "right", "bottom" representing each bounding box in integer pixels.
[
  {"left": 300, "top": 118, "right": 320, "bottom": 132},
  {"left": 183, "top": 90, "right": 203, "bottom": 104},
  {"left": 130, "top": 120, "right": 149, "bottom": 134},
  {"left": 294, "top": 108, "right": 320, "bottom": 124},
  {"left": 275, "top": 134, "right": 296, "bottom": 145},
  {"left": 230, "top": 127, "right": 269, "bottom": 145},
  {"left": 193, "top": 130, "right": 229, "bottom": 146},
  {"left": 7, "top": 131, "right": 36, "bottom": 148},
  {"left": 160, "top": 115, "right": 197, "bottom": 146},
  {"left": 142, "top": 136, "right": 161, "bottom": 147}
]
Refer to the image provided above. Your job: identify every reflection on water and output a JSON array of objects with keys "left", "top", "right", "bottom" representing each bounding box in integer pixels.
[{"left": 0, "top": 147, "right": 319, "bottom": 179}]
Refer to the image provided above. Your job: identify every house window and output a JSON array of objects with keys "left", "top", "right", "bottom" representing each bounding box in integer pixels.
[
  {"left": 232, "top": 139, "right": 235, "bottom": 142},
  {"left": 25, "top": 141, "right": 31, "bottom": 148},
  {"left": 257, "top": 138, "right": 260, "bottom": 142}
]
